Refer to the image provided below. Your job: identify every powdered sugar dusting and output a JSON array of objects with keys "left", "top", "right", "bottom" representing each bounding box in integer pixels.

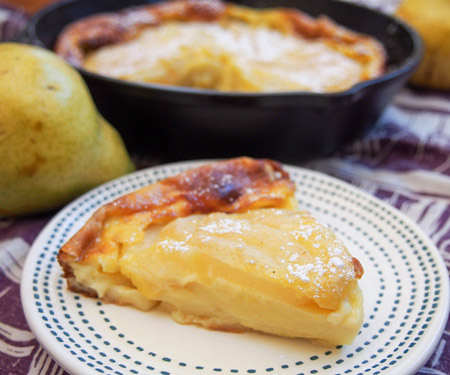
[
  {"left": 85, "top": 20, "right": 364, "bottom": 93},
  {"left": 159, "top": 239, "right": 190, "bottom": 253},
  {"left": 287, "top": 263, "right": 314, "bottom": 282},
  {"left": 269, "top": 212, "right": 358, "bottom": 292},
  {"left": 157, "top": 208, "right": 358, "bottom": 300},
  {"left": 200, "top": 217, "right": 250, "bottom": 234},
  {"left": 329, "top": 256, "right": 345, "bottom": 269}
]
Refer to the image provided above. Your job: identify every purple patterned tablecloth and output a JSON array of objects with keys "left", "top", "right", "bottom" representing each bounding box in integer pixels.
[{"left": 1, "top": 1, "right": 449, "bottom": 375}]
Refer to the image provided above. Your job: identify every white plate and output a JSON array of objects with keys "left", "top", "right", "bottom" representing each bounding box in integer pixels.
[{"left": 22, "top": 161, "right": 450, "bottom": 375}]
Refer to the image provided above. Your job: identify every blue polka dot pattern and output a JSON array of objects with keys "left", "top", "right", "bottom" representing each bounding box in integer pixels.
[{"left": 21, "top": 162, "right": 449, "bottom": 375}]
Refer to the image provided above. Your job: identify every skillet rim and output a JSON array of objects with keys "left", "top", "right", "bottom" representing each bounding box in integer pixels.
[{"left": 26, "top": 0, "right": 423, "bottom": 102}]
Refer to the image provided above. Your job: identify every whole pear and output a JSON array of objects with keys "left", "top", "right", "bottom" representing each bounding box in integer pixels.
[
  {"left": 396, "top": 0, "right": 450, "bottom": 90},
  {"left": 0, "top": 43, "right": 135, "bottom": 216}
]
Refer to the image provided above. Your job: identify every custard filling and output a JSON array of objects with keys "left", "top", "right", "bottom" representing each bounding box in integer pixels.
[
  {"left": 71, "top": 208, "right": 363, "bottom": 344},
  {"left": 84, "top": 21, "right": 367, "bottom": 93}
]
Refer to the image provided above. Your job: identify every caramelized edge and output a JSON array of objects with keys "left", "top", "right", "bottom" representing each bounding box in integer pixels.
[{"left": 57, "top": 157, "right": 295, "bottom": 280}]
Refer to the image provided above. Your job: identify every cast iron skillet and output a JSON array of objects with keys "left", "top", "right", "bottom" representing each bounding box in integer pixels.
[{"left": 26, "top": 0, "right": 422, "bottom": 163}]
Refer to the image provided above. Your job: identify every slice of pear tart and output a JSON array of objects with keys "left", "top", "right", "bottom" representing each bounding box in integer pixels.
[{"left": 58, "top": 157, "right": 364, "bottom": 345}]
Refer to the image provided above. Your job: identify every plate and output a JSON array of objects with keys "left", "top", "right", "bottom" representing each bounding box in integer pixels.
[{"left": 21, "top": 161, "right": 449, "bottom": 375}]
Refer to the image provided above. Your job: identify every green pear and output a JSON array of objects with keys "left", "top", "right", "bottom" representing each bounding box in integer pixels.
[{"left": 0, "top": 43, "right": 135, "bottom": 217}]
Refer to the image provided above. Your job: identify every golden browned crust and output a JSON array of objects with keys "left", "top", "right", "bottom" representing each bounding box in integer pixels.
[
  {"left": 55, "top": 0, "right": 226, "bottom": 66},
  {"left": 352, "top": 257, "right": 364, "bottom": 279},
  {"left": 55, "top": 0, "right": 385, "bottom": 78},
  {"left": 58, "top": 157, "right": 295, "bottom": 280}
]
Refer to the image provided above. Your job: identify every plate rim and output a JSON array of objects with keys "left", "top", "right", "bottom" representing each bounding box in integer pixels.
[{"left": 21, "top": 160, "right": 450, "bottom": 375}]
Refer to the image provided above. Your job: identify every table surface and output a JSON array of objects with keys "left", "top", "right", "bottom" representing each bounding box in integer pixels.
[{"left": 0, "top": 0, "right": 449, "bottom": 374}]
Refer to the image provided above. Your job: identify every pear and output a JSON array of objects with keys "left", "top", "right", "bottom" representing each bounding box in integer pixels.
[
  {"left": 0, "top": 43, "right": 135, "bottom": 217},
  {"left": 396, "top": 0, "right": 450, "bottom": 90}
]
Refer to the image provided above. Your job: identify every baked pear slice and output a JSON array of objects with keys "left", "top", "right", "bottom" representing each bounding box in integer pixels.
[{"left": 58, "top": 157, "right": 364, "bottom": 345}]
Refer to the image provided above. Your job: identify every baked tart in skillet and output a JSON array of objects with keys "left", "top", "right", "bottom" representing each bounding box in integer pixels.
[
  {"left": 55, "top": 0, "right": 385, "bottom": 93},
  {"left": 58, "top": 157, "right": 364, "bottom": 345}
]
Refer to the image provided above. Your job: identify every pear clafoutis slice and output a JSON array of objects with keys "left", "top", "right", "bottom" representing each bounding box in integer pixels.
[{"left": 58, "top": 157, "right": 364, "bottom": 345}]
